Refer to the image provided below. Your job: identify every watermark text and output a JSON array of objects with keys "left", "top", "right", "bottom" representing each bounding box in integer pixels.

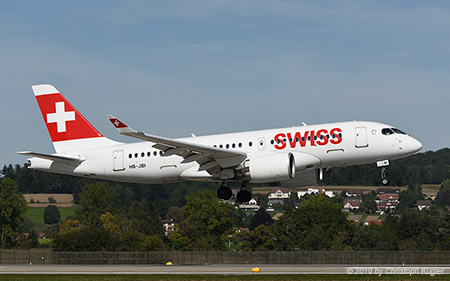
[{"left": 346, "top": 267, "right": 446, "bottom": 276}]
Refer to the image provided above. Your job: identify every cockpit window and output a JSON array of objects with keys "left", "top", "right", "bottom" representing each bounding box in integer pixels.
[
  {"left": 382, "top": 128, "right": 394, "bottom": 135},
  {"left": 382, "top": 128, "right": 407, "bottom": 136},
  {"left": 392, "top": 128, "right": 407, "bottom": 135}
]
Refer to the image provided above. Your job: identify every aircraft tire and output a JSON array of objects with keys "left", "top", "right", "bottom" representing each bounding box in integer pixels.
[
  {"left": 217, "top": 186, "right": 232, "bottom": 200},
  {"left": 237, "top": 190, "right": 252, "bottom": 202}
]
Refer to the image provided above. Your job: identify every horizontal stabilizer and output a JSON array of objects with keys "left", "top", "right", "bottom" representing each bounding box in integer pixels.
[{"left": 17, "top": 151, "right": 85, "bottom": 164}]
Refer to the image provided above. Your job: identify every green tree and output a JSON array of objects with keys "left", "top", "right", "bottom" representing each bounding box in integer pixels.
[
  {"left": 53, "top": 225, "right": 117, "bottom": 251},
  {"left": 0, "top": 178, "right": 28, "bottom": 248},
  {"left": 435, "top": 179, "right": 450, "bottom": 208},
  {"left": 172, "top": 189, "right": 235, "bottom": 250},
  {"left": 126, "top": 200, "right": 164, "bottom": 237},
  {"left": 360, "top": 191, "right": 377, "bottom": 214},
  {"left": 249, "top": 207, "right": 273, "bottom": 231},
  {"left": 75, "top": 182, "right": 119, "bottom": 225},
  {"left": 44, "top": 205, "right": 61, "bottom": 224},
  {"left": 241, "top": 225, "right": 276, "bottom": 251},
  {"left": 396, "top": 190, "right": 420, "bottom": 213},
  {"left": 165, "top": 206, "right": 182, "bottom": 223},
  {"left": 274, "top": 195, "right": 350, "bottom": 250}
]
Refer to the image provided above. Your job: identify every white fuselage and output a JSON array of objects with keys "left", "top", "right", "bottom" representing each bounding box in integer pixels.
[{"left": 28, "top": 121, "right": 422, "bottom": 184}]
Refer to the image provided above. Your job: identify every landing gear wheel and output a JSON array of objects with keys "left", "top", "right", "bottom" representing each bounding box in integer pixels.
[
  {"left": 217, "top": 186, "right": 232, "bottom": 200},
  {"left": 381, "top": 177, "right": 390, "bottom": 186},
  {"left": 237, "top": 190, "right": 252, "bottom": 202}
]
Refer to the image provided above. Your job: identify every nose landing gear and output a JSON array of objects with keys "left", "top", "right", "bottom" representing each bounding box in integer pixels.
[
  {"left": 381, "top": 167, "right": 390, "bottom": 186},
  {"left": 377, "top": 160, "right": 390, "bottom": 186}
]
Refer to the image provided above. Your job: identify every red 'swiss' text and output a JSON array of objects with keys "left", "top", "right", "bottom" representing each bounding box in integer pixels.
[{"left": 273, "top": 128, "right": 342, "bottom": 150}]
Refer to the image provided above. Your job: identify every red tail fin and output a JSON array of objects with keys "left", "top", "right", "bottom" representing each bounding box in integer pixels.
[{"left": 32, "top": 84, "right": 104, "bottom": 144}]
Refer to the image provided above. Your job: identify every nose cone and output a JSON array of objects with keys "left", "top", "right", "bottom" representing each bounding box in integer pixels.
[{"left": 406, "top": 137, "right": 423, "bottom": 155}]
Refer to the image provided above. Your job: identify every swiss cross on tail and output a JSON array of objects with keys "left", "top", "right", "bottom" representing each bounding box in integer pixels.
[
  {"left": 32, "top": 84, "right": 103, "bottom": 143},
  {"left": 47, "top": 102, "right": 75, "bottom": 133}
]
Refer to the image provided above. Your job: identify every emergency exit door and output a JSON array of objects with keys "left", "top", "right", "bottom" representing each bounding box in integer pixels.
[
  {"left": 113, "top": 150, "right": 125, "bottom": 171},
  {"left": 355, "top": 127, "right": 368, "bottom": 148}
]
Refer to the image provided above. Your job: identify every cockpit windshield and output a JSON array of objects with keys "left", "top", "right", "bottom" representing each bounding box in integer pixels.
[
  {"left": 392, "top": 128, "right": 407, "bottom": 135},
  {"left": 382, "top": 128, "right": 407, "bottom": 136}
]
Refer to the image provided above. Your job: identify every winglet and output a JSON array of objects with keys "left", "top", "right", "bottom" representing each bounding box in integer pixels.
[{"left": 107, "top": 115, "right": 135, "bottom": 134}]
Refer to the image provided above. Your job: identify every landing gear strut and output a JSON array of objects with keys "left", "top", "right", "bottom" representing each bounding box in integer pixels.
[
  {"left": 381, "top": 167, "right": 390, "bottom": 186},
  {"left": 236, "top": 181, "right": 251, "bottom": 203},
  {"left": 217, "top": 180, "right": 232, "bottom": 200}
]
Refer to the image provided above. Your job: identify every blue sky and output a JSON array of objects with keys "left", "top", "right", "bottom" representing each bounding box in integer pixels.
[{"left": 1, "top": 1, "right": 449, "bottom": 167}]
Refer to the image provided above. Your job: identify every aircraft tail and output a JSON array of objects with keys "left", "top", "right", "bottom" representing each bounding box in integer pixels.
[{"left": 32, "top": 84, "right": 118, "bottom": 153}]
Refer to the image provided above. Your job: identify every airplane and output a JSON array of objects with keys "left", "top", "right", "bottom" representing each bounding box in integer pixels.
[{"left": 19, "top": 84, "right": 422, "bottom": 202}]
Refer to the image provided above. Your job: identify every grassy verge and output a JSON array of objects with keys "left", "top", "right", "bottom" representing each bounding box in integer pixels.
[{"left": 26, "top": 206, "right": 78, "bottom": 224}]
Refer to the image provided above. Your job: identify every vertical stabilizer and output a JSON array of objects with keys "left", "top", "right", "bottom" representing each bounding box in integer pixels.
[{"left": 32, "top": 84, "right": 117, "bottom": 152}]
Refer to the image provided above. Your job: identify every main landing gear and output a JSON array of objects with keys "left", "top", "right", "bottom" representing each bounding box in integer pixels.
[
  {"left": 217, "top": 180, "right": 252, "bottom": 202},
  {"left": 237, "top": 181, "right": 252, "bottom": 203},
  {"left": 217, "top": 181, "right": 233, "bottom": 200}
]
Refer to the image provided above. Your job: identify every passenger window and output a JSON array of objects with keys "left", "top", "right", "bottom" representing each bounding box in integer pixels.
[
  {"left": 154, "top": 151, "right": 157, "bottom": 156},
  {"left": 249, "top": 141, "right": 253, "bottom": 147},
  {"left": 238, "top": 143, "right": 242, "bottom": 148}
]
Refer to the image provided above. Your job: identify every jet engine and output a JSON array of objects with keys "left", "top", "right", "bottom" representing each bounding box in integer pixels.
[
  {"left": 280, "top": 169, "right": 320, "bottom": 188},
  {"left": 246, "top": 152, "right": 295, "bottom": 183}
]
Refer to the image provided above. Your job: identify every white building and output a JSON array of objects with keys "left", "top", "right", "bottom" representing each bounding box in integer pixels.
[
  {"left": 239, "top": 198, "right": 260, "bottom": 211},
  {"left": 298, "top": 188, "right": 334, "bottom": 198},
  {"left": 268, "top": 188, "right": 291, "bottom": 205}
]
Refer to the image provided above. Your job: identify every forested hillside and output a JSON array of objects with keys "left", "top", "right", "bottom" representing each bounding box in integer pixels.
[{"left": 0, "top": 148, "right": 449, "bottom": 251}]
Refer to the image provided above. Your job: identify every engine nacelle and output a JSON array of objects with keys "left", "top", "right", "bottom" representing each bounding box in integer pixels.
[
  {"left": 291, "top": 152, "right": 322, "bottom": 172},
  {"left": 247, "top": 153, "right": 295, "bottom": 183},
  {"left": 280, "top": 169, "right": 320, "bottom": 188}
]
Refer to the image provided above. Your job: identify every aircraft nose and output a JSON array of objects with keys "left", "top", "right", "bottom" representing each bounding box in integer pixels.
[{"left": 407, "top": 137, "right": 423, "bottom": 154}]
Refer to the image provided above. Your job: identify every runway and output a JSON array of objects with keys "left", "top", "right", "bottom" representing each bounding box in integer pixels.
[{"left": 0, "top": 264, "right": 449, "bottom": 275}]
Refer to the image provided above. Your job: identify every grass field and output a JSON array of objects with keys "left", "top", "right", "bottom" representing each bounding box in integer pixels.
[
  {"left": 26, "top": 206, "right": 78, "bottom": 225},
  {"left": 0, "top": 274, "right": 449, "bottom": 281}
]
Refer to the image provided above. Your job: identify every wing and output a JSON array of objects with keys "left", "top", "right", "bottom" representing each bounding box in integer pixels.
[{"left": 106, "top": 115, "right": 247, "bottom": 175}]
